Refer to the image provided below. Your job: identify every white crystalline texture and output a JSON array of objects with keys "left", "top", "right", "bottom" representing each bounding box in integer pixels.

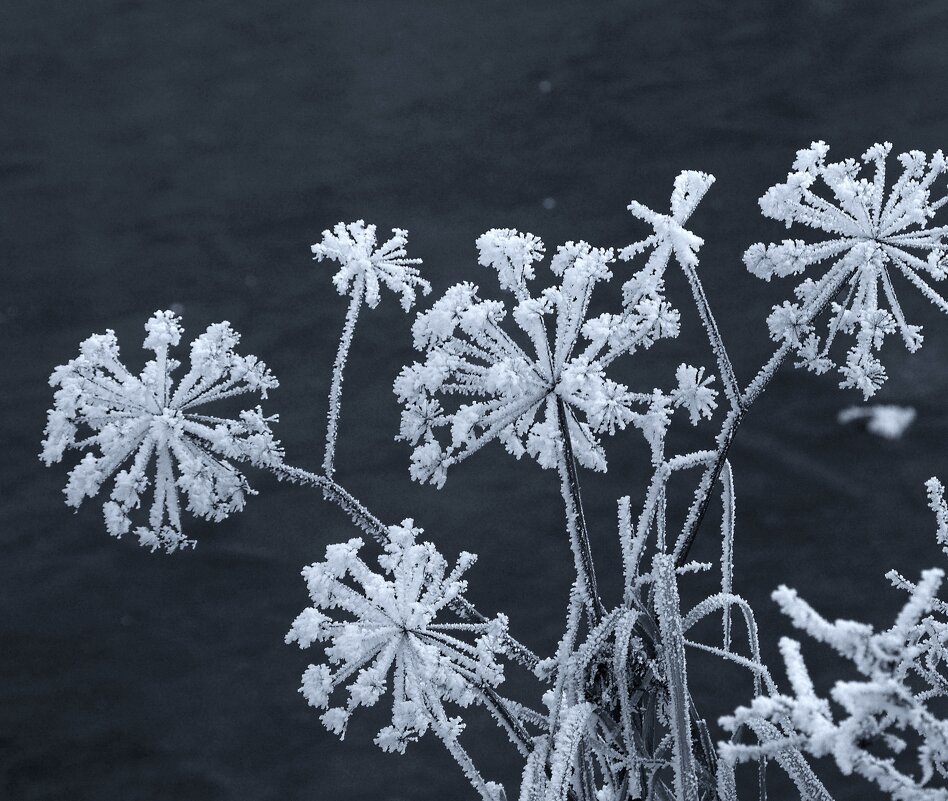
[
  {"left": 672, "top": 363, "right": 718, "bottom": 425},
  {"left": 720, "top": 482, "right": 948, "bottom": 800},
  {"left": 394, "top": 227, "right": 717, "bottom": 486},
  {"left": 311, "top": 220, "right": 430, "bottom": 311},
  {"left": 41, "top": 310, "right": 283, "bottom": 552},
  {"left": 745, "top": 141, "right": 948, "bottom": 398},
  {"left": 285, "top": 520, "right": 507, "bottom": 753},
  {"left": 623, "top": 170, "right": 715, "bottom": 270}
]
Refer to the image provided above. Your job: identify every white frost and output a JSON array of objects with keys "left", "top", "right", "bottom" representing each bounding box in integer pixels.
[
  {"left": 838, "top": 404, "right": 916, "bottom": 439},
  {"left": 41, "top": 311, "right": 282, "bottom": 552}
]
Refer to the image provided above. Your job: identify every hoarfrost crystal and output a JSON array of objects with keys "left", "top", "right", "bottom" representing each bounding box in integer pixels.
[{"left": 41, "top": 311, "right": 282, "bottom": 551}]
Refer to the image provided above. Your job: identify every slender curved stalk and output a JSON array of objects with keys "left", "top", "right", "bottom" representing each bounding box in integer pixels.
[
  {"left": 323, "top": 275, "right": 364, "bottom": 477},
  {"left": 556, "top": 397, "right": 606, "bottom": 623},
  {"left": 273, "top": 462, "right": 388, "bottom": 541},
  {"left": 653, "top": 554, "right": 699, "bottom": 801},
  {"left": 679, "top": 260, "right": 742, "bottom": 414}
]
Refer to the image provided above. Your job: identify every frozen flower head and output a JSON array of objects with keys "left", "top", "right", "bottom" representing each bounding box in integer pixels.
[
  {"left": 41, "top": 311, "right": 282, "bottom": 552},
  {"left": 745, "top": 142, "right": 948, "bottom": 398},
  {"left": 286, "top": 521, "right": 507, "bottom": 754},
  {"left": 311, "top": 220, "right": 430, "bottom": 311},
  {"left": 394, "top": 230, "right": 714, "bottom": 486}
]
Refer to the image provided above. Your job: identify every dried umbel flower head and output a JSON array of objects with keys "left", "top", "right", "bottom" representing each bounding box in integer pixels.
[
  {"left": 394, "top": 228, "right": 717, "bottom": 487},
  {"left": 311, "top": 220, "right": 430, "bottom": 311},
  {"left": 41, "top": 311, "right": 282, "bottom": 552},
  {"left": 286, "top": 521, "right": 508, "bottom": 754},
  {"left": 746, "top": 142, "right": 948, "bottom": 398}
]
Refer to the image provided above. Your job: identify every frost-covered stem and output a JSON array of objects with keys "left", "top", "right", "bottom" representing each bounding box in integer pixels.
[
  {"left": 653, "top": 554, "right": 699, "bottom": 801},
  {"left": 273, "top": 463, "right": 388, "bottom": 542},
  {"left": 556, "top": 397, "right": 605, "bottom": 623},
  {"left": 323, "top": 276, "right": 364, "bottom": 477},
  {"left": 674, "top": 267, "right": 850, "bottom": 567},
  {"left": 679, "top": 261, "right": 742, "bottom": 413},
  {"left": 719, "top": 461, "right": 735, "bottom": 652},
  {"left": 429, "top": 705, "right": 500, "bottom": 801},
  {"left": 671, "top": 341, "right": 793, "bottom": 567},
  {"left": 673, "top": 407, "right": 743, "bottom": 567},
  {"left": 480, "top": 688, "right": 534, "bottom": 756}
]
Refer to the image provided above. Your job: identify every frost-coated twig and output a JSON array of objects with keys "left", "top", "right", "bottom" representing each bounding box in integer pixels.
[
  {"left": 719, "top": 461, "right": 735, "bottom": 651},
  {"left": 679, "top": 260, "right": 742, "bottom": 413},
  {"left": 273, "top": 462, "right": 389, "bottom": 542},
  {"left": 479, "top": 690, "right": 537, "bottom": 756},
  {"left": 323, "top": 274, "right": 363, "bottom": 476},
  {"left": 653, "top": 554, "right": 699, "bottom": 801},
  {"left": 627, "top": 451, "right": 715, "bottom": 601},
  {"left": 428, "top": 702, "right": 503, "bottom": 801},
  {"left": 556, "top": 397, "right": 606, "bottom": 623}
]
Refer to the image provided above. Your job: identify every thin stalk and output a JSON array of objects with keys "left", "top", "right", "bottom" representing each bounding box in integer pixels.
[
  {"left": 556, "top": 397, "right": 606, "bottom": 623},
  {"left": 479, "top": 688, "right": 534, "bottom": 756},
  {"left": 273, "top": 463, "right": 388, "bottom": 542},
  {"left": 323, "top": 276, "right": 364, "bottom": 477},
  {"left": 679, "top": 261, "right": 742, "bottom": 413}
]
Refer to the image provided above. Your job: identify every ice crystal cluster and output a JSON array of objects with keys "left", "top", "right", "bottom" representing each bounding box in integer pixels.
[{"left": 41, "top": 143, "right": 948, "bottom": 800}]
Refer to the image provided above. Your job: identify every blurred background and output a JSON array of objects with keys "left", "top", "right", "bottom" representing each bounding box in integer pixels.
[{"left": 4, "top": 1, "right": 948, "bottom": 798}]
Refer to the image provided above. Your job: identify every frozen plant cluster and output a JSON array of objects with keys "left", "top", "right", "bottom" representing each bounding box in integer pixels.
[
  {"left": 41, "top": 143, "right": 948, "bottom": 800},
  {"left": 720, "top": 479, "right": 948, "bottom": 800}
]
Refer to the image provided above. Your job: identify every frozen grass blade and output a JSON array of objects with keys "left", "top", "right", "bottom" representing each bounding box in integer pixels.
[{"left": 653, "top": 554, "right": 699, "bottom": 801}]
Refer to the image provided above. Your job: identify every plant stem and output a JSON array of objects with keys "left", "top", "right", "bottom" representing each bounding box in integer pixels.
[
  {"left": 323, "top": 277, "right": 364, "bottom": 477},
  {"left": 556, "top": 397, "right": 606, "bottom": 624},
  {"left": 673, "top": 264, "right": 853, "bottom": 567},
  {"left": 679, "top": 260, "right": 743, "bottom": 414}
]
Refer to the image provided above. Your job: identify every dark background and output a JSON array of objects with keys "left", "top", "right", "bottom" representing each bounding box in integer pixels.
[{"left": 4, "top": 1, "right": 948, "bottom": 799}]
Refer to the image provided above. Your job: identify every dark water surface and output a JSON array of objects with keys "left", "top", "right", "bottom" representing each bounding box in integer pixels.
[{"left": 4, "top": 2, "right": 948, "bottom": 799}]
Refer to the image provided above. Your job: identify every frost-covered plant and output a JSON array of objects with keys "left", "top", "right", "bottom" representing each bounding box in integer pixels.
[
  {"left": 745, "top": 142, "right": 948, "bottom": 398},
  {"left": 719, "top": 479, "right": 948, "bottom": 800},
  {"left": 40, "top": 143, "right": 948, "bottom": 800},
  {"left": 393, "top": 230, "right": 713, "bottom": 486},
  {"left": 41, "top": 310, "right": 281, "bottom": 552},
  {"left": 285, "top": 520, "right": 509, "bottom": 797},
  {"left": 311, "top": 220, "right": 430, "bottom": 476}
]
